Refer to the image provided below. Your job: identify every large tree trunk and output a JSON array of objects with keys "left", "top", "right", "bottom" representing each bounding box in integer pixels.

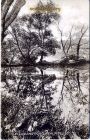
[
  {"left": 1, "top": 21, "right": 5, "bottom": 43},
  {"left": 1, "top": 0, "right": 25, "bottom": 42}
]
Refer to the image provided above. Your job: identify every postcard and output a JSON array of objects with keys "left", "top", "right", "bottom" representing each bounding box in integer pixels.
[{"left": 1, "top": 0, "right": 89, "bottom": 139}]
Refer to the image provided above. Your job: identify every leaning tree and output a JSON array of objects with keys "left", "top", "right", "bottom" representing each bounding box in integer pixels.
[
  {"left": 1, "top": 0, "right": 26, "bottom": 65},
  {"left": 1, "top": 0, "right": 26, "bottom": 42}
]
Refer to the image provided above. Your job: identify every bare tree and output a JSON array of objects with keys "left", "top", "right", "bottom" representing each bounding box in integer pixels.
[
  {"left": 1, "top": 0, "right": 25, "bottom": 42},
  {"left": 75, "top": 26, "right": 88, "bottom": 59},
  {"left": 57, "top": 24, "right": 88, "bottom": 60}
]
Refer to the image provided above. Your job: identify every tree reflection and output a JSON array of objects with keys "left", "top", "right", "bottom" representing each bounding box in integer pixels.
[
  {"left": 58, "top": 69, "right": 88, "bottom": 106},
  {"left": 2, "top": 67, "right": 59, "bottom": 139},
  {"left": 1, "top": 67, "right": 89, "bottom": 139},
  {"left": 57, "top": 68, "right": 88, "bottom": 139}
]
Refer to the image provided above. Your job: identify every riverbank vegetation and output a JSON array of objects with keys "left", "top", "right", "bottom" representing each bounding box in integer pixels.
[{"left": 1, "top": 1, "right": 89, "bottom": 67}]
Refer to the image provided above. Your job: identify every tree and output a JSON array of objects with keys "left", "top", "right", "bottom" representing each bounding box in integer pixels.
[
  {"left": 11, "top": 25, "right": 39, "bottom": 65},
  {"left": 1, "top": 0, "right": 25, "bottom": 42},
  {"left": 4, "top": 19, "right": 41, "bottom": 65},
  {"left": 57, "top": 24, "right": 88, "bottom": 60},
  {"left": 2, "top": 0, "right": 60, "bottom": 65},
  {"left": 29, "top": 1, "right": 60, "bottom": 63},
  {"left": 6, "top": 1, "right": 60, "bottom": 65},
  {"left": 75, "top": 26, "right": 88, "bottom": 59}
]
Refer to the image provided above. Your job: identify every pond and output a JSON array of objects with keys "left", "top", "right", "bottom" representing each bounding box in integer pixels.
[{"left": 1, "top": 64, "right": 89, "bottom": 139}]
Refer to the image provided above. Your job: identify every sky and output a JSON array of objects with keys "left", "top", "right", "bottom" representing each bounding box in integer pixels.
[
  {"left": 19, "top": 0, "right": 89, "bottom": 26},
  {"left": 19, "top": 0, "right": 89, "bottom": 39},
  {"left": 18, "top": 0, "right": 89, "bottom": 61}
]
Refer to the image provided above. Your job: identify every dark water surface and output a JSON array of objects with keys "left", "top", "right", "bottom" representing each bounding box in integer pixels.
[{"left": 1, "top": 64, "right": 89, "bottom": 139}]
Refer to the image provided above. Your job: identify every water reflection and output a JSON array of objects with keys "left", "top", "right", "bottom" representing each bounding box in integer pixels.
[
  {"left": 58, "top": 69, "right": 88, "bottom": 105},
  {"left": 1, "top": 65, "right": 89, "bottom": 139}
]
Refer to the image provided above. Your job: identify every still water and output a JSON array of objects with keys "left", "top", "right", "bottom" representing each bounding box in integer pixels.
[{"left": 1, "top": 64, "right": 89, "bottom": 139}]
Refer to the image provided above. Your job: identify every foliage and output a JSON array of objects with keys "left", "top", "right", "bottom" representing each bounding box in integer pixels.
[
  {"left": 1, "top": 67, "right": 89, "bottom": 139},
  {"left": 2, "top": 1, "right": 60, "bottom": 65}
]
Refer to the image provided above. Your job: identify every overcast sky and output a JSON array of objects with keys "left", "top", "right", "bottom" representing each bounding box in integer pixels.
[
  {"left": 19, "top": 0, "right": 89, "bottom": 26},
  {"left": 19, "top": 0, "right": 89, "bottom": 37}
]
